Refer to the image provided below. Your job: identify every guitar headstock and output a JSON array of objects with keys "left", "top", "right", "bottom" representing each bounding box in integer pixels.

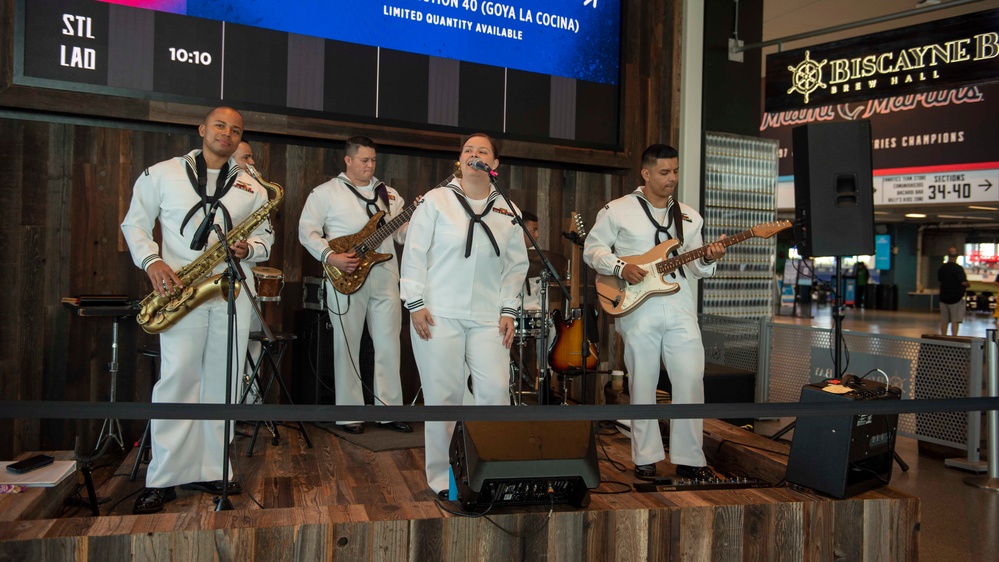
[
  {"left": 750, "top": 220, "right": 792, "bottom": 239},
  {"left": 565, "top": 211, "right": 587, "bottom": 246}
]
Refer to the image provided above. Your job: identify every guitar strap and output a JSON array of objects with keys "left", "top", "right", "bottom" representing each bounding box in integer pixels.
[
  {"left": 342, "top": 178, "right": 388, "bottom": 227},
  {"left": 451, "top": 188, "right": 500, "bottom": 258},
  {"left": 637, "top": 195, "right": 685, "bottom": 279}
]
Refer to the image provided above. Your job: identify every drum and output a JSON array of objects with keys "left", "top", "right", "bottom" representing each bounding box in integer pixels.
[
  {"left": 513, "top": 310, "right": 545, "bottom": 340},
  {"left": 251, "top": 266, "right": 284, "bottom": 302}
]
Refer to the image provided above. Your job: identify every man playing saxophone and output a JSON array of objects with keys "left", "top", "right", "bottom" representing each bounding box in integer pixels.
[{"left": 121, "top": 106, "right": 275, "bottom": 514}]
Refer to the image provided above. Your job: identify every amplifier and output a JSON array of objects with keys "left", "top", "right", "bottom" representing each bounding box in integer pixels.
[
  {"left": 785, "top": 377, "right": 901, "bottom": 499},
  {"left": 292, "top": 309, "right": 335, "bottom": 405},
  {"left": 302, "top": 276, "right": 325, "bottom": 311},
  {"left": 449, "top": 420, "right": 600, "bottom": 511}
]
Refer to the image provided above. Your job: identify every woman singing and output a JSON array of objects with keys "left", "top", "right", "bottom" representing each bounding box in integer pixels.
[{"left": 399, "top": 133, "right": 529, "bottom": 498}]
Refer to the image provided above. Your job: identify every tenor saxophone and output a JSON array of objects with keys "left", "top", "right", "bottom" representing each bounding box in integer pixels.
[{"left": 136, "top": 164, "right": 284, "bottom": 334}]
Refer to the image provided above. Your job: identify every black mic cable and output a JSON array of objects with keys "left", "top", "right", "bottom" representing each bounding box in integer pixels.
[{"left": 190, "top": 199, "right": 222, "bottom": 251}]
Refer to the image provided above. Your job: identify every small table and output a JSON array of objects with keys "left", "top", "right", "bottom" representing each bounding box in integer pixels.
[
  {"left": 907, "top": 291, "right": 939, "bottom": 311},
  {"left": 63, "top": 299, "right": 140, "bottom": 455}
]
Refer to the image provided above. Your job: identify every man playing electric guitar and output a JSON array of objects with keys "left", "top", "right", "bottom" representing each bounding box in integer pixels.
[
  {"left": 583, "top": 144, "right": 726, "bottom": 482},
  {"left": 298, "top": 136, "right": 412, "bottom": 435}
]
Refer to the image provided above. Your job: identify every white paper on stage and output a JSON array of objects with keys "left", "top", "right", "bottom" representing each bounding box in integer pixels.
[{"left": 0, "top": 461, "right": 76, "bottom": 487}]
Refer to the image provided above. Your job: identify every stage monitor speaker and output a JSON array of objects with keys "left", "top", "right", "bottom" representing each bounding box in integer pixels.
[
  {"left": 292, "top": 309, "right": 335, "bottom": 405},
  {"left": 449, "top": 420, "right": 600, "bottom": 511},
  {"left": 792, "top": 120, "right": 875, "bottom": 258},
  {"left": 785, "top": 378, "right": 900, "bottom": 499}
]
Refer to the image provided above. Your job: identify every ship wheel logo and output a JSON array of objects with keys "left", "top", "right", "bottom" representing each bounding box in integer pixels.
[{"left": 787, "top": 50, "right": 827, "bottom": 104}]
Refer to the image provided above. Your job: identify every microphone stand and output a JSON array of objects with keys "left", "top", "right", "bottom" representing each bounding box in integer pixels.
[
  {"left": 483, "top": 168, "right": 571, "bottom": 405},
  {"left": 211, "top": 223, "right": 249, "bottom": 511}
]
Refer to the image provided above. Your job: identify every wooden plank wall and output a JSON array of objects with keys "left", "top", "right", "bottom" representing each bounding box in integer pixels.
[
  {"left": 0, "top": 495, "right": 919, "bottom": 561},
  {"left": 0, "top": 1, "right": 682, "bottom": 459}
]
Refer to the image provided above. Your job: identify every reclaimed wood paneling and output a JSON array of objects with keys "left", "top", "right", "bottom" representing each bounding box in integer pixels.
[
  {"left": 0, "top": 0, "right": 686, "bottom": 458},
  {"left": 0, "top": 499, "right": 920, "bottom": 562},
  {"left": 0, "top": 429, "right": 920, "bottom": 561}
]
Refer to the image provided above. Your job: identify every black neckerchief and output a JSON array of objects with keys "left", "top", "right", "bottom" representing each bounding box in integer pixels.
[
  {"left": 342, "top": 176, "right": 388, "bottom": 227},
  {"left": 180, "top": 152, "right": 237, "bottom": 236},
  {"left": 636, "top": 194, "right": 685, "bottom": 278},
  {"left": 450, "top": 186, "right": 500, "bottom": 258}
]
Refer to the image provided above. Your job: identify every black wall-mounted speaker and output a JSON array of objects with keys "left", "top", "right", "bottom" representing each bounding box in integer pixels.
[
  {"left": 449, "top": 420, "right": 600, "bottom": 511},
  {"left": 792, "top": 120, "right": 875, "bottom": 258}
]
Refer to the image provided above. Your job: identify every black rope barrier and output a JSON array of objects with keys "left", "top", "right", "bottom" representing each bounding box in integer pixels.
[{"left": 1, "top": 397, "right": 997, "bottom": 422}]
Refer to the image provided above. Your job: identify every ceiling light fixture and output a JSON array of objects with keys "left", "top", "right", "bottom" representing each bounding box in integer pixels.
[
  {"left": 905, "top": 213, "right": 927, "bottom": 218},
  {"left": 968, "top": 205, "right": 998, "bottom": 211}
]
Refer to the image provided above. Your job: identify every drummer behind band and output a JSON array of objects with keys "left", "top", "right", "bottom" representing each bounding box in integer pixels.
[{"left": 298, "top": 136, "right": 412, "bottom": 435}]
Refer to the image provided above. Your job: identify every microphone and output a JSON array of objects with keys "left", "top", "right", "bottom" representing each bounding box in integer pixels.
[
  {"left": 190, "top": 200, "right": 220, "bottom": 251},
  {"left": 468, "top": 158, "right": 498, "bottom": 177}
]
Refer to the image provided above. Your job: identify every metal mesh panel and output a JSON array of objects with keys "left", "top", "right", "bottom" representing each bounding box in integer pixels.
[
  {"left": 768, "top": 324, "right": 981, "bottom": 448},
  {"left": 699, "top": 314, "right": 760, "bottom": 374}
]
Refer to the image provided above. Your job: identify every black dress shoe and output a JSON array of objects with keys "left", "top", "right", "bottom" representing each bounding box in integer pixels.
[
  {"left": 437, "top": 489, "right": 450, "bottom": 501},
  {"left": 342, "top": 423, "right": 365, "bottom": 434},
  {"left": 381, "top": 421, "right": 413, "bottom": 433},
  {"left": 180, "top": 480, "right": 243, "bottom": 495},
  {"left": 676, "top": 465, "right": 716, "bottom": 480},
  {"left": 133, "top": 487, "right": 177, "bottom": 514},
  {"left": 634, "top": 463, "right": 657, "bottom": 480}
]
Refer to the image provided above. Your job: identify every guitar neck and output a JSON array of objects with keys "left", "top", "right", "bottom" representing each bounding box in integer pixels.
[
  {"left": 569, "top": 245, "right": 581, "bottom": 309},
  {"left": 363, "top": 204, "right": 416, "bottom": 249},
  {"left": 360, "top": 174, "right": 454, "bottom": 250},
  {"left": 656, "top": 228, "right": 755, "bottom": 274}
]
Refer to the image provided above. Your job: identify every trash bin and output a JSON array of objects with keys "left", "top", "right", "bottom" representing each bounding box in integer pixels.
[
  {"left": 865, "top": 283, "right": 879, "bottom": 309},
  {"left": 878, "top": 284, "right": 897, "bottom": 310}
]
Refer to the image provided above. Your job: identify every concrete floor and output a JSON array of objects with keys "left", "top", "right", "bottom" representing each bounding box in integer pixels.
[{"left": 768, "top": 305, "right": 999, "bottom": 560}]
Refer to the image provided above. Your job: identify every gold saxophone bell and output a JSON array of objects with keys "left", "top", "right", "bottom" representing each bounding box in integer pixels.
[{"left": 135, "top": 165, "right": 283, "bottom": 334}]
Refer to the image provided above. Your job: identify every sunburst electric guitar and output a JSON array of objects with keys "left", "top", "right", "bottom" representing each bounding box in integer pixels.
[
  {"left": 594, "top": 220, "right": 791, "bottom": 316},
  {"left": 548, "top": 212, "right": 599, "bottom": 374}
]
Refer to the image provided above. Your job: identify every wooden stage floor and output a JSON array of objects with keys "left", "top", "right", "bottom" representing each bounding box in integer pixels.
[{"left": 0, "top": 419, "right": 919, "bottom": 561}]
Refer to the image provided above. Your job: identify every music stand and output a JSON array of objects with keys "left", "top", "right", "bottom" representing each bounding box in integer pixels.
[
  {"left": 241, "top": 330, "right": 313, "bottom": 456},
  {"left": 63, "top": 297, "right": 139, "bottom": 455}
]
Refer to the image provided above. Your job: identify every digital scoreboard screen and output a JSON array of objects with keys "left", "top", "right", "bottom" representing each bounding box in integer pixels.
[{"left": 15, "top": 0, "right": 623, "bottom": 148}]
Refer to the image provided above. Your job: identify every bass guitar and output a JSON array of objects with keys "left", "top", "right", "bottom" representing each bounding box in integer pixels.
[
  {"left": 594, "top": 220, "right": 791, "bottom": 317},
  {"left": 324, "top": 171, "right": 455, "bottom": 294},
  {"left": 548, "top": 212, "right": 599, "bottom": 374}
]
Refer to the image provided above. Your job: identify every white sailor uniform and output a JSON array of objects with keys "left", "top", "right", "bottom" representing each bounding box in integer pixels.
[
  {"left": 121, "top": 150, "right": 274, "bottom": 488},
  {"left": 583, "top": 188, "right": 715, "bottom": 469},
  {"left": 298, "top": 173, "right": 408, "bottom": 425},
  {"left": 400, "top": 181, "right": 529, "bottom": 493}
]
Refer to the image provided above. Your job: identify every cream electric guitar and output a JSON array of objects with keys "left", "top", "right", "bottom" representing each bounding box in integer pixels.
[{"left": 594, "top": 220, "right": 791, "bottom": 316}]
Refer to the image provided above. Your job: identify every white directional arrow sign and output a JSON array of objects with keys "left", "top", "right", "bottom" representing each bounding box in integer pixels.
[{"left": 874, "top": 169, "right": 999, "bottom": 206}]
